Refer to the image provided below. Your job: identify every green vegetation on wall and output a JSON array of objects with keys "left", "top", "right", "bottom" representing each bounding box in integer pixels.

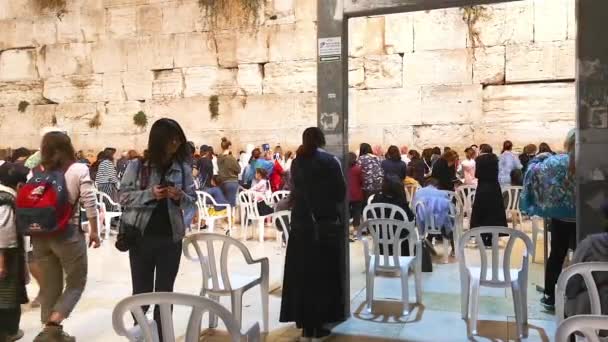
[
  {"left": 209, "top": 95, "right": 220, "bottom": 120},
  {"left": 198, "top": 0, "right": 263, "bottom": 29},
  {"left": 461, "top": 6, "right": 490, "bottom": 50},
  {"left": 133, "top": 111, "right": 148, "bottom": 128}
]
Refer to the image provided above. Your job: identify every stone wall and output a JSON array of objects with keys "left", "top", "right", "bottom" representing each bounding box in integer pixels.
[{"left": 0, "top": 0, "right": 575, "bottom": 154}]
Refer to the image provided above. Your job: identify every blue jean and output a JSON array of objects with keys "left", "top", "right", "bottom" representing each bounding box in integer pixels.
[
  {"left": 183, "top": 206, "right": 197, "bottom": 228},
  {"left": 206, "top": 187, "right": 229, "bottom": 210},
  {"left": 221, "top": 180, "right": 239, "bottom": 207}
]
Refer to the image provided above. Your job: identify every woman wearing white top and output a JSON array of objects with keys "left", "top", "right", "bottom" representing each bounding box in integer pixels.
[{"left": 460, "top": 147, "right": 478, "bottom": 186}]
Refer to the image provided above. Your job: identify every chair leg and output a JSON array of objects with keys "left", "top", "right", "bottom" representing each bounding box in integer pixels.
[
  {"left": 258, "top": 219, "right": 264, "bottom": 242},
  {"left": 460, "top": 274, "right": 469, "bottom": 320},
  {"left": 208, "top": 295, "right": 220, "bottom": 328},
  {"left": 531, "top": 218, "right": 539, "bottom": 264},
  {"left": 443, "top": 238, "right": 450, "bottom": 264},
  {"left": 468, "top": 279, "right": 480, "bottom": 337},
  {"left": 414, "top": 263, "right": 422, "bottom": 304},
  {"left": 400, "top": 269, "right": 410, "bottom": 316},
  {"left": 231, "top": 291, "right": 243, "bottom": 331},
  {"left": 261, "top": 277, "right": 269, "bottom": 333},
  {"left": 105, "top": 217, "right": 111, "bottom": 240},
  {"left": 208, "top": 219, "right": 215, "bottom": 233},
  {"left": 511, "top": 282, "right": 525, "bottom": 339},
  {"left": 366, "top": 269, "right": 374, "bottom": 313}
]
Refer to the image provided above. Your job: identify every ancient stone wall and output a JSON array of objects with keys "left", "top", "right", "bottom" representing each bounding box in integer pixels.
[{"left": 0, "top": 0, "right": 575, "bottom": 154}]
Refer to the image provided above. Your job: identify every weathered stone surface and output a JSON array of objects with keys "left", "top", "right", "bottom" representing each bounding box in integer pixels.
[
  {"left": 0, "top": 49, "right": 38, "bottom": 81},
  {"left": 237, "top": 64, "right": 263, "bottom": 95},
  {"left": 149, "top": 96, "right": 234, "bottom": 134},
  {"left": 0, "top": 19, "right": 35, "bottom": 50},
  {"left": 506, "top": 40, "right": 575, "bottom": 82},
  {"left": 350, "top": 88, "right": 421, "bottom": 127},
  {"left": 363, "top": 54, "right": 402, "bottom": 89},
  {"left": 126, "top": 35, "right": 175, "bottom": 71},
  {"left": 413, "top": 124, "right": 475, "bottom": 151},
  {"left": 122, "top": 71, "right": 153, "bottom": 101},
  {"left": 475, "top": 120, "right": 574, "bottom": 152},
  {"left": 152, "top": 69, "right": 183, "bottom": 99},
  {"left": 272, "top": 0, "right": 294, "bottom": 19},
  {"left": 294, "top": 0, "right": 316, "bottom": 22},
  {"left": 136, "top": 4, "right": 162, "bottom": 35},
  {"left": 0, "top": 104, "right": 56, "bottom": 149},
  {"left": 0, "top": 80, "right": 44, "bottom": 106},
  {"left": 384, "top": 13, "right": 413, "bottom": 54},
  {"left": 183, "top": 66, "right": 237, "bottom": 97},
  {"left": 414, "top": 8, "right": 467, "bottom": 51},
  {"left": 472, "top": 1, "right": 534, "bottom": 47},
  {"left": 482, "top": 82, "right": 575, "bottom": 123},
  {"left": 37, "top": 43, "right": 93, "bottom": 77},
  {"left": 54, "top": 102, "right": 102, "bottom": 133},
  {"left": 174, "top": 32, "right": 217, "bottom": 68},
  {"left": 91, "top": 39, "right": 128, "bottom": 73},
  {"left": 57, "top": 9, "right": 105, "bottom": 43},
  {"left": 161, "top": 0, "right": 198, "bottom": 34},
  {"left": 421, "top": 85, "right": 483, "bottom": 124},
  {"left": 32, "top": 16, "right": 57, "bottom": 46},
  {"left": 43, "top": 74, "right": 104, "bottom": 103},
  {"left": 349, "top": 16, "right": 385, "bottom": 57},
  {"left": 236, "top": 29, "right": 269, "bottom": 64},
  {"left": 534, "top": 0, "right": 568, "bottom": 42},
  {"left": 566, "top": 0, "right": 575, "bottom": 39},
  {"left": 268, "top": 22, "right": 316, "bottom": 62},
  {"left": 382, "top": 126, "right": 415, "bottom": 148},
  {"left": 215, "top": 31, "right": 238, "bottom": 68},
  {"left": 404, "top": 49, "right": 473, "bottom": 86},
  {"left": 106, "top": 6, "right": 136, "bottom": 39},
  {"left": 102, "top": 73, "right": 126, "bottom": 102},
  {"left": 473, "top": 45, "right": 505, "bottom": 85},
  {"left": 103, "top": 0, "right": 149, "bottom": 7},
  {"left": 263, "top": 60, "right": 315, "bottom": 94},
  {"left": 349, "top": 58, "right": 364, "bottom": 89},
  {"left": 102, "top": 101, "right": 147, "bottom": 134}
]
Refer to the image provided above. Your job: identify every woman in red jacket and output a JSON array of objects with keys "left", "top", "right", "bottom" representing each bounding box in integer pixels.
[{"left": 269, "top": 156, "right": 285, "bottom": 192}]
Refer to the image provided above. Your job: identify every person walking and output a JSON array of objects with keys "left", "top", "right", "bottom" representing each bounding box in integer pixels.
[
  {"left": 96, "top": 149, "right": 120, "bottom": 212},
  {"left": 217, "top": 138, "right": 241, "bottom": 208},
  {"left": 119, "top": 118, "right": 196, "bottom": 341},
  {"left": 280, "top": 127, "right": 347, "bottom": 341},
  {"left": 358, "top": 143, "right": 383, "bottom": 202}
]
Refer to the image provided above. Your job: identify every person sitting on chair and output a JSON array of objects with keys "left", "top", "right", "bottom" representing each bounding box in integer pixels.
[{"left": 412, "top": 177, "right": 455, "bottom": 256}]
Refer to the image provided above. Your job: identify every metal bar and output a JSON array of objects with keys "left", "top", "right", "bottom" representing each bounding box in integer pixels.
[{"left": 344, "top": 0, "right": 521, "bottom": 18}]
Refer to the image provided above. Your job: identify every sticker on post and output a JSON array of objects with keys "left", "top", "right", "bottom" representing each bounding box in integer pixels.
[
  {"left": 319, "top": 37, "right": 341, "bottom": 62},
  {"left": 320, "top": 112, "right": 340, "bottom": 131}
]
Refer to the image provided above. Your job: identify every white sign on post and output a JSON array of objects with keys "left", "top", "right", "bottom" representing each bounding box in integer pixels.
[{"left": 318, "top": 37, "right": 342, "bottom": 61}]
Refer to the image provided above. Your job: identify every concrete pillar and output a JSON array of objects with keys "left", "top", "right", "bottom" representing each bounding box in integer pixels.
[{"left": 576, "top": 0, "right": 608, "bottom": 240}]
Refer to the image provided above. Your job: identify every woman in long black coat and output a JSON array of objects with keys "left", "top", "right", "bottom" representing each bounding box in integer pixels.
[
  {"left": 280, "top": 127, "right": 347, "bottom": 339},
  {"left": 470, "top": 144, "right": 507, "bottom": 246}
]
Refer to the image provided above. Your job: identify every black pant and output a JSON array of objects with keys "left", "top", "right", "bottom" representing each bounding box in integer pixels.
[
  {"left": 0, "top": 306, "right": 20, "bottom": 338},
  {"left": 349, "top": 201, "right": 363, "bottom": 228},
  {"left": 544, "top": 219, "right": 577, "bottom": 298},
  {"left": 129, "top": 235, "right": 182, "bottom": 341}
]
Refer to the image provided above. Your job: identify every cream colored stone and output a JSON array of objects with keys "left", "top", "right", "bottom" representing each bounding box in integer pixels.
[
  {"left": 476, "top": 120, "right": 574, "bottom": 150},
  {"left": 37, "top": 43, "right": 93, "bottom": 78},
  {"left": 473, "top": 45, "right": 505, "bottom": 85},
  {"left": 383, "top": 126, "right": 415, "bottom": 148},
  {"left": 384, "top": 12, "right": 413, "bottom": 54},
  {"left": 414, "top": 8, "right": 467, "bottom": 51},
  {"left": 471, "top": 1, "right": 534, "bottom": 47},
  {"left": 149, "top": 96, "right": 235, "bottom": 134},
  {"left": 122, "top": 71, "right": 153, "bottom": 101},
  {"left": 54, "top": 102, "right": 101, "bottom": 133},
  {"left": 57, "top": 10, "right": 105, "bottom": 43},
  {"left": 349, "top": 16, "right": 385, "bottom": 57},
  {"left": 174, "top": 32, "right": 218, "bottom": 68},
  {"left": 126, "top": 35, "right": 175, "bottom": 71},
  {"left": 534, "top": 0, "right": 568, "bottom": 42},
  {"left": 32, "top": 16, "right": 58, "bottom": 46},
  {"left": 272, "top": 0, "right": 295, "bottom": 19},
  {"left": 268, "top": 22, "right": 317, "bottom": 62},
  {"left": 263, "top": 60, "right": 316, "bottom": 94},
  {"left": 0, "top": 49, "right": 38, "bottom": 81},
  {"left": 152, "top": 69, "right": 183, "bottom": 99},
  {"left": 102, "top": 101, "right": 148, "bottom": 134},
  {"left": 506, "top": 40, "right": 575, "bottom": 82},
  {"left": 295, "top": 0, "right": 316, "bottom": 22},
  {"left": 236, "top": 29, "right": 269, "bottom": 64},
  {"left": 404, "top": 49, "right": 473, "bottom": 86},
  {"left": 91, "top": 39, "right": 128, "bottom": 73},
  {"left": 413, "top": 124, "right": 474, "bottom": 150},
  {"left": 103, "top": 0, "right": 149, "bottom": 7},
  {"left": 161, "top": 0, "right": 198, "bottom": 34},
  {"left": 421, "top": 85, "right": 483, "bottom": 124},
  {"left": 102, "top": 73, "right": 126, "bottom": 102},
  {"left": 0, "top": 19, "right": 34, "bottom": 50},
  {"left": 566, "top": 0, "right": 576, "bottom": 40},
  {"left": 349, "top": 58, "right": 364, "bottom": 89},
  {"left": 106, "top": 6, "right": 136, "bottom": 39},
  {"left": 136, "top": 4, "right": 162, "bottom": 35},
  {"left": 43, "top": 74, "right": 104, "bottom": 103},
  {"left": 183, "top": 66, "right": 237, "bottom": 97},
  {"left": 237, "top": 64, "right": 263, "bottom": 95},
  {"left": 350, "top": 88, "right": 421, "bottom": 127},
  {"left": 482, "top": 82, "right": 575, "bottom": 124},
  {"left": 0, "top": 105, "right": 55, "bottom": 148},
  {"left": 363, "top": 54, "right": 402, "bottom": 89},
  {"left": 215, "top": 31, "right": 238, "bottom": 68},
  {"left": 0, "top": 80, "right": 44, "bottom": 106}
]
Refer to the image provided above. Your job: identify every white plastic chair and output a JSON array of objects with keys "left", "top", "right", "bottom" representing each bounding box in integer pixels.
[
  {"left": 456, "top": 185, "right": 476, "bottom": 220},
  {"left": 112, "top": 292, "right": 260, "bottom": 342},
  {"left": 363, "top": 203, "right": 409, "bottom": 221},
  {"left": 555, "top": 262, "right": 608, "bottom": 323},
  {"left": 404, "top": 184, "right": 420, "bottom": 204},
  {"left": 272, "top": 210, "right": 291, "bottom": 248},
  {"left": 415, "top": 201, "right": 453, "bottom": 264},
  {"left": 97, "top": 191, "right": 122, "bottom": 240},
  {"left": 195, "top": 191, "right": 232, "bottom": 233},
  {"left": 270, "top": 190, "right": 290, "bottom": 206},
  {"left": 503, "top": 186, "right": 524, "bottom": 230},
  {"left": 358, "top": 219, "right": 422, "bottom": 316},
  {"left": 182, "top": 233, "right": 269, "bottom": 333},
  {"left": 366, "top": 194, "right": 375, "bottom": 206},
  {"left": 238, "top": 191, "right": 273, "bottom": 242},
  {"left": 531, "top": 216, "right": 545, "bottom": 263},
  {"left": 458, "top": 227, "right": 534, "bottom": 339},
  {"left": 555, "top": 315, "right": 608, "bottom": 342}
]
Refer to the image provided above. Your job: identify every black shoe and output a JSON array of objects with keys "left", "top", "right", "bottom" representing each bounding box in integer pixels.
[{"left": 540, "top": 295, "right": 555, "bottom": 312}]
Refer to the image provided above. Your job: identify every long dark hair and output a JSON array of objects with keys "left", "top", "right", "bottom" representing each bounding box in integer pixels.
[
  {"left": 41, "top": 131, "right": 76, "bottom": 171},
  {"left": 539, "top": 142, "right": 553, "bottom": 154},
  {"left": 409, "top": 149, "right": 421, "bottom": 160},
  {"left": 297, "top": 127, "right": 325, "bottom": 158},
  {"left": 348, "top": 152, "right": 358, "bottom": 167},
  {"left": 382, "top": 177, "right": 407, "bottom": 203},
  {"left": 386, "top": 145, "right": 401, "bottom": 161},
  {"left": 359, "top": 143, "right": 372, "bottom": 156},
  {"left": 502, "top": 140, "right": 513, "bottom": 153},
  {"left": 147, "top": 118, "right": 189, "bottom": 170}
]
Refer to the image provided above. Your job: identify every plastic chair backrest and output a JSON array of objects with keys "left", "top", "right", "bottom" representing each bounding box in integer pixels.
[
  {"left": 503, "top": 185, "right": 523, "bottom": 212},
  {"left": 555, "top": 262, "right": 608, "bottom": 322},
  {"left": 359, "top": 219, "right": 418, "bottom": 270},
  {"left": 367, "top": 194, "right": 375, "bottom": 206},
  {"left": 456, "top": 186, "right": 476, "bottom": 215},
  {"left": 97, "top": 191, "right": 121, "bottom": 212},
  {"left": 405, "top": 184, "right": 420, "bottom": 203},
  {"left": 238, "top": 190, "right": 262, "bottom": 220},
  {"left": 272, "top": 210, "right": 291, "bottom": 243},
  {"left": 182, "top": 233, "right": 259, "bottom": 293},
  {"left": 363, "top": 203, "right": 408, "bottom": 222},
  {"left": 458, "top": 226, "right": 533, "bottom": 286},
  {"left": 270, "top": 191, "right": 290, "bottom": 205},
  {"left": 415, "top": 201, "right": 456, "bottom": 236},
  {"left": 555, "top": 315, "right": 608, "bottom": 342},
  {"left": 196, "top": 191, "right": 219, "bottom": 220},
  {"left": 112, "top": 292, "right": 259, "bottom": 342}
]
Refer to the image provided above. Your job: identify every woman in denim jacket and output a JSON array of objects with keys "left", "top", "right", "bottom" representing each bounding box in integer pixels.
[{"left": 119, "top": 118, "right": 196, "bottom": 341}]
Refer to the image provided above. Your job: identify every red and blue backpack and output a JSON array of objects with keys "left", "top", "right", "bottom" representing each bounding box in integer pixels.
[{"left": 15, "top": 166, "right": 74, "bottom": 235}]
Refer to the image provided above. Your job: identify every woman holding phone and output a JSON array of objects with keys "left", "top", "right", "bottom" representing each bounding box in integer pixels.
[{"left": 119, "top": 118, "right": 196, "bottom": 341}]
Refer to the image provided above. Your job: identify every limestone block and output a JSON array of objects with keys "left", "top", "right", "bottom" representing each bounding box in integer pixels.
[
  {"left": 349, "top": 16, "right": 385, "bottom": 57},
  {"left": 215, "top": 31, "right": 238, "bottom": 68},
  {"left": 383, "top": 126, "right": 415, "bottom": 148},
  {"left": 57, "top": 9, "right": 105, "bottom": 43},
  {"left": 237, "top": 64, "right": 263, "bottom": 95},
  {"left": 272, "top": 0, "right": 295, "bottom": 19},
  {"left": 43, "top": 74, "right": 104, "bottom": 103},
  {"left": 136, "top": 4, "right": 162, "bottom": 35},
  {"left": 349, "top": 58, "right": 364, "bottom": 89},
  {"left": 91, "top": 39, "right": 128, "bottom": 73},
  {"left": 0, "top": 105, "right": 56, "bottom": 148},
  {"left": 126, "top": 35, "right": 175, "bottom": 71},
  {"left": 413, "top": 124, "right": 474, "bottom": 151},
  {"left": 363, "top": 54, "right": 402, "bottom": 89},
  {"left": 149, "top": 96, "right": 235, "bottom": 134},
  {"left": 472, "top": 1, "right": 534, "bottom": 47},
  {"left": 0, "top": 49, "right": 38, "bottom": 81},
  {"left": 0, "top": 80, "right": 45, "bottom": 106},
  {"left": 122, "top": 71, "right": 153, "bottom": 101},
  {"left": 384, "top": 13, "right": 413, "bottom": 54},
  {"left": 348, "top": 126, "right": 385, "bottom": 151},
  {"left": 268, "top": 22, "right": 317, "bottom": 62},
  {"left": 403, "top": 49, "right": 473, "bottom": 86},
  {"left": 295, "top": 0, "right": 316, "bottom": 22},
  {"left": 263, "top": 60, "right": 316, "bottom": 94},
  {"left": 37, "top": 43, "right": 93, "bottom": 77},
  {"left": 103, "top": 73, "right": 126, "bottom": 102},
  {"left": 566, "top": 0, "right": 575, "bottom": 39},
  {"left": 102, "top": 101, "right": 147, "bottom": 134},
  {"left": 152, "top": 69, "right": 183, "bottom": 99},
  {"left": 106, "top": 6, "right": 136, "bottom": 39},
  {"left": 103, "top": 0, "right": 149, "bottom": 7},
  {"left": 482, "top": 82, "right": 575, "bottom": 124},
  {"left": 32, "top": 16, "right": 57, "bottom": 46},
  {"left": 0, "top": 19, "right": 34, "bottom": 50},
  {"left": 174, "top": 32, "right": 217, "bottom": 68},
  {"left": 534, "top": 0, "right": 568, "bottom": 42},
  {"left": 236, "top": 29, "right": 269, "bottom": 64},
  {"left": 183, "top": 66, "right": 237, "bottom": 97},
  {"left": 413, "top": 8, "right": 466, "bottom": 51},
  {"left": 161, "top": 1, "right": 198, "bottom": 34},
  {"left": 54, "top": 102, "right": 100, "bottom": 133},
  {"left": 350, "top": 88, "right": 421, "bottom": 127},
  {"left": 506, "top": 40, "right": 575, "bottom": 82},
  {"left": 475, "top": 120, "right": 574, "bottom": 151},
  {"left": 473, "top": 45, "right": 505, "bottom": 85},
  {"left": 421, "top": 85, "right": 483, "bottom": 124}
]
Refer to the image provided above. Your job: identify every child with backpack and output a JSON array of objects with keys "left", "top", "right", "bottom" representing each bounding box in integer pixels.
[{"left": 0, "top": 162, "right": 30, "bottom": 342}]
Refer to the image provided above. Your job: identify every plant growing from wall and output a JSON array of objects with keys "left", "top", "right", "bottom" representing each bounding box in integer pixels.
[
  {"left": 51, "top": 114, "right": 58, "bottom": 125},
  {"left": 18, "top": 101, "right": 30, "bottom": 113},
  {"left": 461, "top": 6, "right": 490, "bottom": 53},
  {"left": 198, "top": 0, "right": 262, "bottom": 29},
  {"left": 88, "top": 112, "right": 102, "bottom": 129},
  {"left": 133, "top": 111, "right": 148, "bottom": 128},
  {"left": 209, "top": 95, "right": 220, "bottom": 120},
  {"left": 34, "top": 0, "right": 67, "bottom": 16}
]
